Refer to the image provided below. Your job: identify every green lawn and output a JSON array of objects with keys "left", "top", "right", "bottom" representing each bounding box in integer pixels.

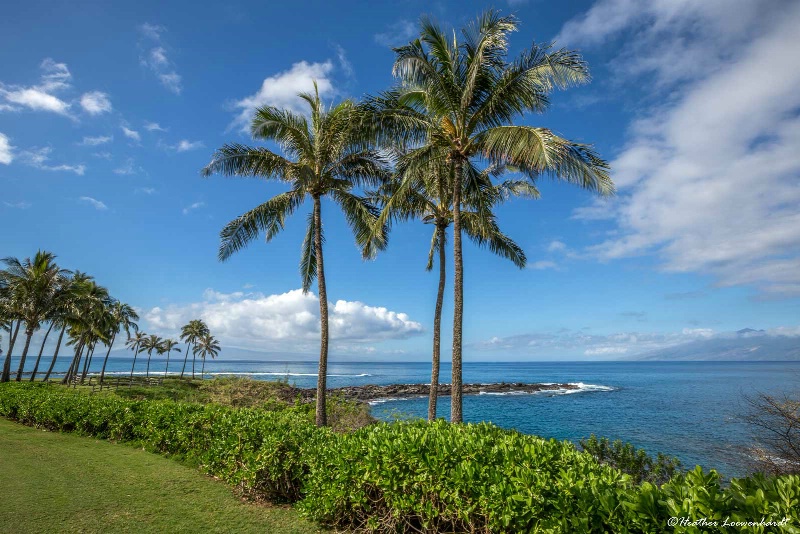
[{"left": 0, "top": 418, "right": 322, "bottom": 533}]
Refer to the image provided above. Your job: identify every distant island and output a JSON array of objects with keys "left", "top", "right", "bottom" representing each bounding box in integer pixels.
[{"left": 632, "top": 329, "right": 800, "bottom": 361}]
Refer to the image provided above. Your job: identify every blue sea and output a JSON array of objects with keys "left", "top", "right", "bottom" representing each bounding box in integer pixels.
[{"left": 9, "top": 356, "right": 800, "bottom": 477}]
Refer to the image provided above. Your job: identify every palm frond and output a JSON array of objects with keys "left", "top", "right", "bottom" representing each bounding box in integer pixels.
[{"left": 218, "top": 191, "right": 306, "bottom": 261}]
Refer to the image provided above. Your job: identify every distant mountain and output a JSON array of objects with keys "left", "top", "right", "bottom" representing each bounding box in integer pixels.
[{"left": 634, "top": 330, "right": 800, "bottom": 361}]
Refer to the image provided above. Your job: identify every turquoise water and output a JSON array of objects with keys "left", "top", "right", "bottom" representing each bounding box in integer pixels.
[{"left": 9, "top": 356, "right": 799, "bottom": 477}]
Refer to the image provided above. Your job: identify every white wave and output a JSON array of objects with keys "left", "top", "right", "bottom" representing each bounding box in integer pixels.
[{"left": 368, "top": 395, "right": 426, "bottom": 406}]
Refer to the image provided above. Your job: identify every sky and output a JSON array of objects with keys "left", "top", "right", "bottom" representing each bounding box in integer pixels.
[{"left": 1, "top": 0, "right": 799, "bottom": 361}]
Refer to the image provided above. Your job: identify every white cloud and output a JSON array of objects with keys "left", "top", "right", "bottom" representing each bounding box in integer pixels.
[
  {"left": 113, "top": 158, "right": 137, "bottom": 175},
  {"left": 566, "top": 1, "right": 800, "bottom": 297},
  {"left": 0, "top": 58, "right": 72, "bottom": 115},
  {"left": 21, "top": 147, "right": 85, "bottom": 175},
  {"left": 472, "top": 327, "right": 721, "bottom": 358},
  {"left": 79, "top": 135, "right": 112, "bottom": 146},
  {"left": 0, "top": 132, "right": 14, "bottom": 164},
  {"left": 138, "top": 23, "right": 182, "bottom": 95},
  {"left": 3, "top": 201, "right": 31, "bottom": 209},
  {"left": 171, "top": 139, "right": 204, "bottom": 152},
  {"left": 79, "top": 196, "right": 108, "bottom": 210},
  {"left": 374, "top": 20, "right": 417, "bottom": 47},
  {"left": 182, "top": 201, "right": 205, "bottom": 215},
  {"left": 121, "top": 125, "right": 141, "bottom": 142},
  {"left": 230, "top": 60, "right": 334, "bottom": 130},
  {"left": 79, "top": 91, "right": 112, "bottom": 115},
  {"left": 143, "top": 289, "right": 424, "bottom": 352},
  {"left": 529, "top": 260, "right": 557, "bottom": 270},
  {"left": 144, "top": 121, "right": 166, "bottom": 132},
  {"left": 547, "top": 240, "right": 567, "bottom": 253},
  {"left": 135, "top": 187, "right": 156, "bottom": 195}
]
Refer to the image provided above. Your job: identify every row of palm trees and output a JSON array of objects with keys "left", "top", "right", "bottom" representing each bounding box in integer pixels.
[
  {"left": 125, "top": 327, "right": 219, "bottom": 380},
  {"left": 0, "top": 252, "right": 219, "bottom": 382},
  {"left": 202, "top": 11, "right": 614, "bottom": 426}
]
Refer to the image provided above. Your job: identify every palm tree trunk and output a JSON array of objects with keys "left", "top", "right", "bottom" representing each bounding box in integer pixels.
[
  {"left": 180, "top": 343, "right": 191, "bottom": 378},
  {"left": 192, "top": 346, "right": 196, "bottom": 379},
  {"left": 201, "top": 357, "right": 206, "bottom": 380},
  {"left": 1, "top": 321, "right": 21, "bottom": 382},
  {"left": 313, "top": 195, "right": 329, "bottom": 427},
  {"left": 99, "top": 333, "right": 116, "bottom": 384},
  {"left": 450, "top": 158, "right": 464, "bottom": 423},
  {"left": 15, "top": 329, "right": 34, "bottom": 381},
  {"left": 43, "top": 325, "right": 66, "bottom": 382},
  {"left": 81, "top": 343, "right": 96, "bottom": 383},
  {"left": 29, "top": 322, "right": 55, "bottom": 381},
  {"left": 129, "top": 342, "right": 140, "bottom": 383},
  {"left": 62, "top": 343, "right": 84, "bottom": 384},
  {"left": 164, "top": 349, "right": 171, "bottom": 378},
  {"left": 146, "top": 351, "right": 151, "bottom": 378},
  {"left": 429, "top": 223, "right": 447, "bottom": 421}
]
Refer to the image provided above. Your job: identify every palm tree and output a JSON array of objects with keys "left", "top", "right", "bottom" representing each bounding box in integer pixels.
[
  {"left": 370, "top": 11, "right": 612, "bottom": 421},
  {"left": 179, "top": 319, "right": 208, "bottom": 379},
  {"left": 0, "top": 279, "right": 21, "bottom": 381},
  {"left": 60, "top": 276, "right": 111, "bottom": 384},
  {"left": 99, "top": 301, "right": 139, "bottom": 383},
  {"left": 193, "top": 333, "right": 220, "bottom": 380},
  {"left": 42, "top": 272, "right": 88, "bottom": 382},
  {"left": 1, "top": 251, "right": 70, "bottom": 382},
  {"left": 126, "top": 331, "right": 147, "bottom": 381},
  {"left": 202, "top": 84, "right": 390, "bottom": 426},
  {"left": 375, "top": 160, "right": 530, "bottom": 420},
  {"left": 161, "top": 338, "right": 180, "bottom": 378},
  {"left": 140, "top": 334, "right": 162, "bottom": 378}
]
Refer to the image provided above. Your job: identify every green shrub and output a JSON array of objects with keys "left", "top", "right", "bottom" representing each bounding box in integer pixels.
[
  {"left": 1, "top": 383, "right": 799, "bottom": 533},
  {"left": 580, "top": 434, "right": 683, "bottom": 485}
]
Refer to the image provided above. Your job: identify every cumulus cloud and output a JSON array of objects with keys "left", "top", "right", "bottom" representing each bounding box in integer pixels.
[
  {"left": 79, "top": 196, "right": 108, "bottom": 210},
  {"left": 230, "top": 60, "right": 334, "bottom": 130},
  {"left": 79, "top": 91, "right": 112, "bottom": 115},
  {"left": 0, "top": 132, "right": 13, "bottom": 164},
  {"left": 135, "top": 187, "right": 156, "bottom": 195},
  {"left": 0, "top": 58, "right": 72, "bottom": 115},
  {"left": 138, "top": 23, "right": 182, "bottom": 94},
  {"left": 564, "top": 0, "right": 800, "bottom": 297},
  {"left": 79, "top": 135, "right": 112, "bottom": 146},
  {"left": 143, "top": 289, "right": 424, "bottom": 352},
  {"left": 374, "top": 20, "right": 416, "bottom": 47},
  {"left": 182, "top": 201, "right": 205, "bottom": 215},
  {"left": 529, "top": 260, "right": 557, "bottom": 270},
  {"left": 21, "top": 147, "right": 85, "bottom": 175}
]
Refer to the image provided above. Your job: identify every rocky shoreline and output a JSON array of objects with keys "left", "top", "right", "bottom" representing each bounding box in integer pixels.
[{"left": 294, "top": 382, "right": 579, "bottom": 402}]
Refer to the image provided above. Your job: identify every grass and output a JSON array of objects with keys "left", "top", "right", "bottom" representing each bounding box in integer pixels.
[{"left": 0, "top": 418, "right": 323, "bottom": 533}]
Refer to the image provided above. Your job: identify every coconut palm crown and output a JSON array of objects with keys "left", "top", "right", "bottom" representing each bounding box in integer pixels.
[
  {"left": 201, "top": 84, "right": 391, "bottom": 427},
  {"left": 368, "top": 11, "right": 613, "bottom": 421}
]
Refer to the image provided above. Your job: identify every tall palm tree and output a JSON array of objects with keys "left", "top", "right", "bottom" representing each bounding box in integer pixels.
[
  {"left": 60, "top": 276, "right": 111, "bottom": 384},
  {"left": 140, "top": 334, "right": 162, "bottom": 378},
  {"left": 202, "top": 84, "right": 390, "bottom": 426},
  {"left": 375, "top": 160, "right": 531, "bottom": 420},
  {"left": 161, "top": 338, "right": 180, "bottom": 378},
  {"left": 1, "top": 251, "right": 69, "bottom": 382},
  {"left": 126, "top": 331, "right": 147, "bottom": 381},
  {"left": 179, "top": 319, "right": 208, "bottom": 379},
  {"left": 99, "top": 301, "right": 139, "bottom": 383},
  {"left": 193, "top": 333, "right": 220, "bottom": 380},
  {"left": 42, "top": 272, "right": 88, "bottom": 382},
  {"left": 370, "top": 11, "right": 612, "bottom": 421},
  {"left": 0, "top": 279, "right": 21, "bottom": 381}
]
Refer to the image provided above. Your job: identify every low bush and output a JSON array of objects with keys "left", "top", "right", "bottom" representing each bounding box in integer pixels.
[
  {"left": 580, "top": 434, "right": 683, "bottom": 485},
  {"left": 1, "top": 383, "right": 799, "bottom": 533}
]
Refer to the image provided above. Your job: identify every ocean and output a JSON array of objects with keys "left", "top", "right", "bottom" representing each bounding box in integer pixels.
[{"left": 7, "top": 356, "right": 800, "bottom": 477}]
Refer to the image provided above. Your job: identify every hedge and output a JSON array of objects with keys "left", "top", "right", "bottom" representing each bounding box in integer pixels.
[{"left": 1, "top": 383, "right": 798, "bottom": 533}]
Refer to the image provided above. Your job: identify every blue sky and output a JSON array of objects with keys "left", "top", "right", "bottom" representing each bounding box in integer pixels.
[{"left": 2, "top": 0, "right": 799, "bottom": 361}]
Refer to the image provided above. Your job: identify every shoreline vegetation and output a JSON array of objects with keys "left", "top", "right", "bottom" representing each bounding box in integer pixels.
[{"left": 1, "top": 380, "right": 798, "bottom": 532}]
